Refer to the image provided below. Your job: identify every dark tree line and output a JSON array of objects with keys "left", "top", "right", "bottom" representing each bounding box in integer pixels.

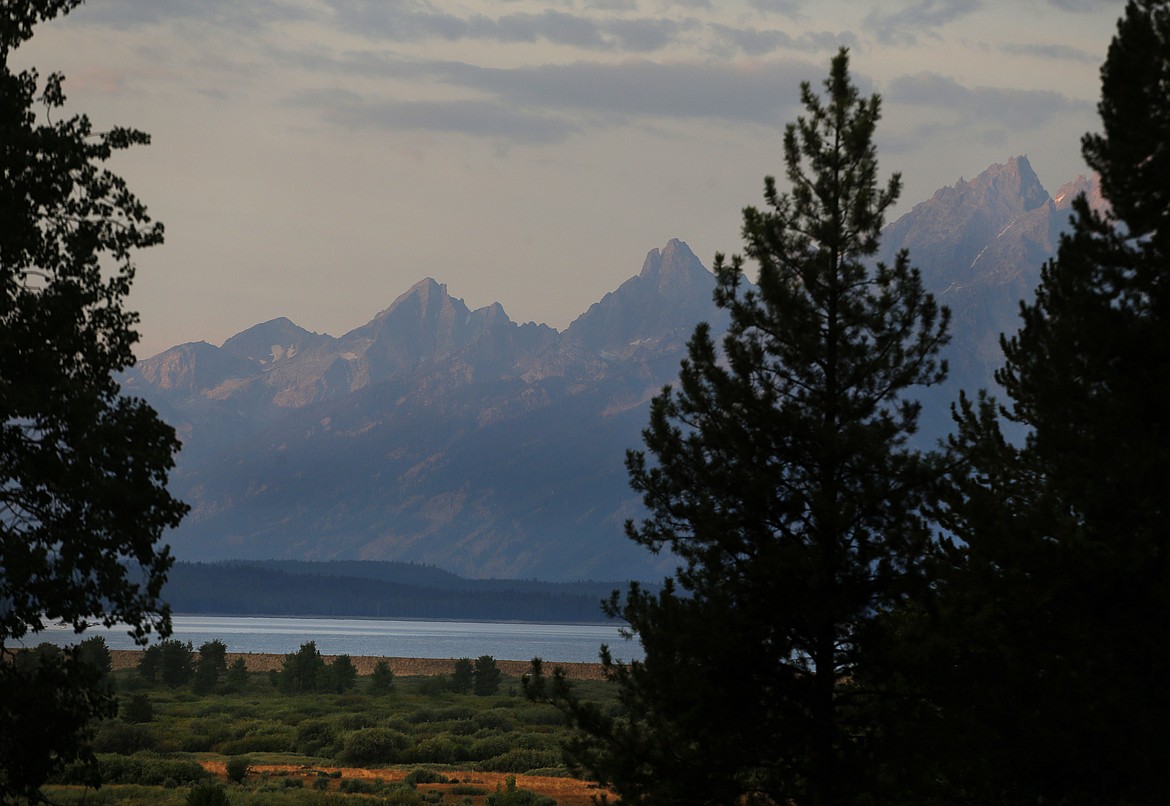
[
  {"left": 528, "top": 3, "right": 1170, "bottom": 804},
  {"left": 164, "top": 562, "right": 619, "bottom": 623}
]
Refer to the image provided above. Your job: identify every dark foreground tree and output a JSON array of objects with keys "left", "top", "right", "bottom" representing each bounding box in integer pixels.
[
  {"left": 0, "top": 1, "right": 187, "bottom": 798},
  {"left": 526, "top": 48, "right": 949, "bottom": 806},
  {"left": 929, "top": 2, "right": 1170, "bottom": 802}
]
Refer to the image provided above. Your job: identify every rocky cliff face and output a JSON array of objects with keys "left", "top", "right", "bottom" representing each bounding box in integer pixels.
[
  {"left": 124, "top": 239, "right": 717, "bottom": 580},
  {"left": 128, "top": 162, "right": 1100, "bottom": 579},
  {"left": 876, "top": 156, "right": 1097, "bottom": 437}
]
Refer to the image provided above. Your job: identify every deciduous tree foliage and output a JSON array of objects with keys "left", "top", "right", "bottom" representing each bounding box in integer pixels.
[
  {"left": 527, "top": 49, "right": 949, "bottom": 806},
  {"left": 1, "top": 1, "right": 187, "bottom": 798},
  {"left": 929, "top": 2, "right": 1170, "bottom": 802}
]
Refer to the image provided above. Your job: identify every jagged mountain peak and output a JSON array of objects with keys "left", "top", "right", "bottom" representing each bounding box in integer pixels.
[
  {"left": 221, "top": 317, "right": 332, "bottom": 365},
  {"left": 371, "top": 277, "right": 466, "bottom": 322},
  {"left": 565, "top": 239, "right": 717, "bottom": 354},
  {"left": 133, "top": 340, "right": 259, "bottom": 392},
  {"left": 879, "top": 155, "right": 1060, "bottom": 287},
  {"left": 127, "top": 163, "right": 1094, "bottom": 579},
  {"left": 932, "top": 155, "right": 1049, "bottom": 215},
  {"left": 637, "top": 238, "right": 711, "bottom": 293},
  {"left": 1053, "top": 173, "right": 1108, "bottom": 216}
]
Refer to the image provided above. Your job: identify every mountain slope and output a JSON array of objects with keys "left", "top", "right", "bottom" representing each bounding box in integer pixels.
[{"left": 130, "top": 164, "right": 1098, "bottom": 579}]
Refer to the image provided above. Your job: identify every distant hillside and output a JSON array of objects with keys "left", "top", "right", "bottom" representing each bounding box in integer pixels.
[
  {"left": 128, "top": 160, "right": 1101, "bottom": 580},
  {"left": 164, "top": 561, "right": 631, "bottom": 623}
]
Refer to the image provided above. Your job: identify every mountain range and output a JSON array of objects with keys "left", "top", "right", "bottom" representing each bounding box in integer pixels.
[{"left": 124, "top": 156, "right": 1102, "bottom": 582}]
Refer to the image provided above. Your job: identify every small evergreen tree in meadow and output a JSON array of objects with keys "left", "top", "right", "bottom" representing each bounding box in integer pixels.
[
  {"left": 223, "top": 658, "right": 249, "bottom": 693},
  {"left": 369, "top": 659, "right": 395, "bottom": 695},
  {"left": 275, "top": 641, "right": 326, "bottom": 694},
  {"left": 186, "top": 782, "right": 229, "bottom": 806},
  {"left": 451, "top": 658, "right": 474, "bottom": 694},
  {"left": 474, "top": 656, "right": 502, "bottom": 697},
  {"left": 323, "top": 654, "right": 358, "bottom": 694},
  {"left": 191, "top": 640, "right": 227, "bottom": 694},
  {"left": 75, "top": 636, "right": 113, "bottom": 685},
  {"left": 140, "top": 639, "right": 194, "bottom": 687}
]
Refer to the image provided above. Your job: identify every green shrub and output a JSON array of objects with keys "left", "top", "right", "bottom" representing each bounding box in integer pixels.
[
  {"left": 122, "top": 693, "right": 154, "bottom": 724},
  {"left": 479, "top": 748, "right": 562, "bottom": 773},
  {"left": 217, "top": 732, "right": 292, "bottom": 755},
  {"left": 336, "top": 712, "right": 374, "bottom": 731},
  {"left": 225, "top": 755, "right": 250, "bottom": 783},
  {"left": 177, "top": 735, "right": 214, "bottom": 753},
  {"left": 79, "top": 754, "right": 208, "bottom": 786},
  {"left": 92, "top": 721, "right": 157, "bottom": 754},
  {"left": 384, "top": 787, "right": 425, "bottom": 805},
  {"left": 186, "top": 782, "right": 229, "bottom": 806},
  {"left": 486, "top": 774, "right": 555, "bottom": 806},
  {"left": 404, "top": 768, "right": 450, "bottom": 787},
  {"left": 407, "top": 705, "right": 475, "bottom": 724},
  {"left": 340, "top": 728, "right": 410, "bottom": 765},
  {"left": 405, "top": 734, "right": 469, "bottom": 765},
  {"left": 469, "top": 735, "right": 512, "bottom": 761},
  {"left": 415, "top": 676, "right": 451, "bottom": 696},
  {"left": 473, "top": 711, "right": 514, "bottom": 732},
  {"left": 295, "top": 719, "right": 336, "bottom": 756},
  {"left": 339, "top": 777, "right": 382, "bottom": 794},
  {"left": 451, "top": 783, "right": 489, "bottom": 796}
]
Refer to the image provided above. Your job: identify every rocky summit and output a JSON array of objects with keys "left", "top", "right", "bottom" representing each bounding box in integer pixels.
[{"left": 125, "top": 158, "right": 1101, "bottom": 581}]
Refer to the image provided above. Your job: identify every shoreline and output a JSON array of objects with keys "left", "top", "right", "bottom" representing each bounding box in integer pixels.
[{"left": 109, "top": 649, "right": 607, "bottom": 681}]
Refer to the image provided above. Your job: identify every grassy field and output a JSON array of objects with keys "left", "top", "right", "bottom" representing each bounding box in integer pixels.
[{"left": 43, "top": 652, "right": 616, "bottom": 805}]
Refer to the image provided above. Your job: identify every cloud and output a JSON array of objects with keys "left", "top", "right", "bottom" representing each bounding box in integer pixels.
[
  {"left": 885, "top": 71, "right": 1091, "bottom": 130},
  {"left": 748, "top": 0, "right": 804, "bottom": 15},
  {"left": 1046, "top": 0, "right": 1117, "bottom": 10},
  {"left": 64, "top": 0, "right": 851, "bottom": 60},
  {"left": 324, "top": 3, "right": 642, "bottom": 50},
  {"left": 285, "top": 88, "right": 581, "bottom": 144},
  {"left": 65, "top": 0, "right": 305, "bottom": 32},
  {"left": 863, "top": 0, "right": 983, "bottom": 45},
  {"left": 284, "top": 56, "right": 828, "bottom": 143},
  {"left": 322, "top": 2, "right": 825, "bottom": 56},
  {"left": 999, "top": 42, "right": 1099, "bottom": 63},
  {"left": 708, "top": 24, "right": 857, "bottom": 56}
]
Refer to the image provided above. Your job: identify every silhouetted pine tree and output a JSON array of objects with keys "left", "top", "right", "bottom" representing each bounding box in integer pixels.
[
  {"left": 527, "top": 48, "right": 949, "bottom": 806},
  {"left": 931, "top": 2, "right": 1170, "bottom": 802}
]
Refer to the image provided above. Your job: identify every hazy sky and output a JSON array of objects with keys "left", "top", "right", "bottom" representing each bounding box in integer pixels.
[{"left": 15, "top": 0, "right": 1126, "bottom": 357}]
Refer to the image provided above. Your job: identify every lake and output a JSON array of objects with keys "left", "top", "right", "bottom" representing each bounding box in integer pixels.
[{"left": 30, "top": 614, "right": 644, "bottom": 664}]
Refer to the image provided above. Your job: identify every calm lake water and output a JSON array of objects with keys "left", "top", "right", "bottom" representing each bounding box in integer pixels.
[{"left": 31, "top": 615, "right": 644, "bottom": 664}]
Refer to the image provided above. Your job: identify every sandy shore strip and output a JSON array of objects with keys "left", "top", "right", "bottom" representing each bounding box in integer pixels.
[{"left": 109, "top": 650, "right": 607, "bottom": 680}]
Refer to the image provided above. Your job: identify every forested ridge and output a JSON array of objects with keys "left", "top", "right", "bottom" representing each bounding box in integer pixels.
[{"left": 163, "top": 561, "right": 630, "bottom": 623}]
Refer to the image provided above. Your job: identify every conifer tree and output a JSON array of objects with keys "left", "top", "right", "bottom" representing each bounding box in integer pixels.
[
  {"left": 527, "top": 49, "right": 949, "bottom": 806},
  {"left": 932, "top": 1, "right": 1170, "bottom": 801}
]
